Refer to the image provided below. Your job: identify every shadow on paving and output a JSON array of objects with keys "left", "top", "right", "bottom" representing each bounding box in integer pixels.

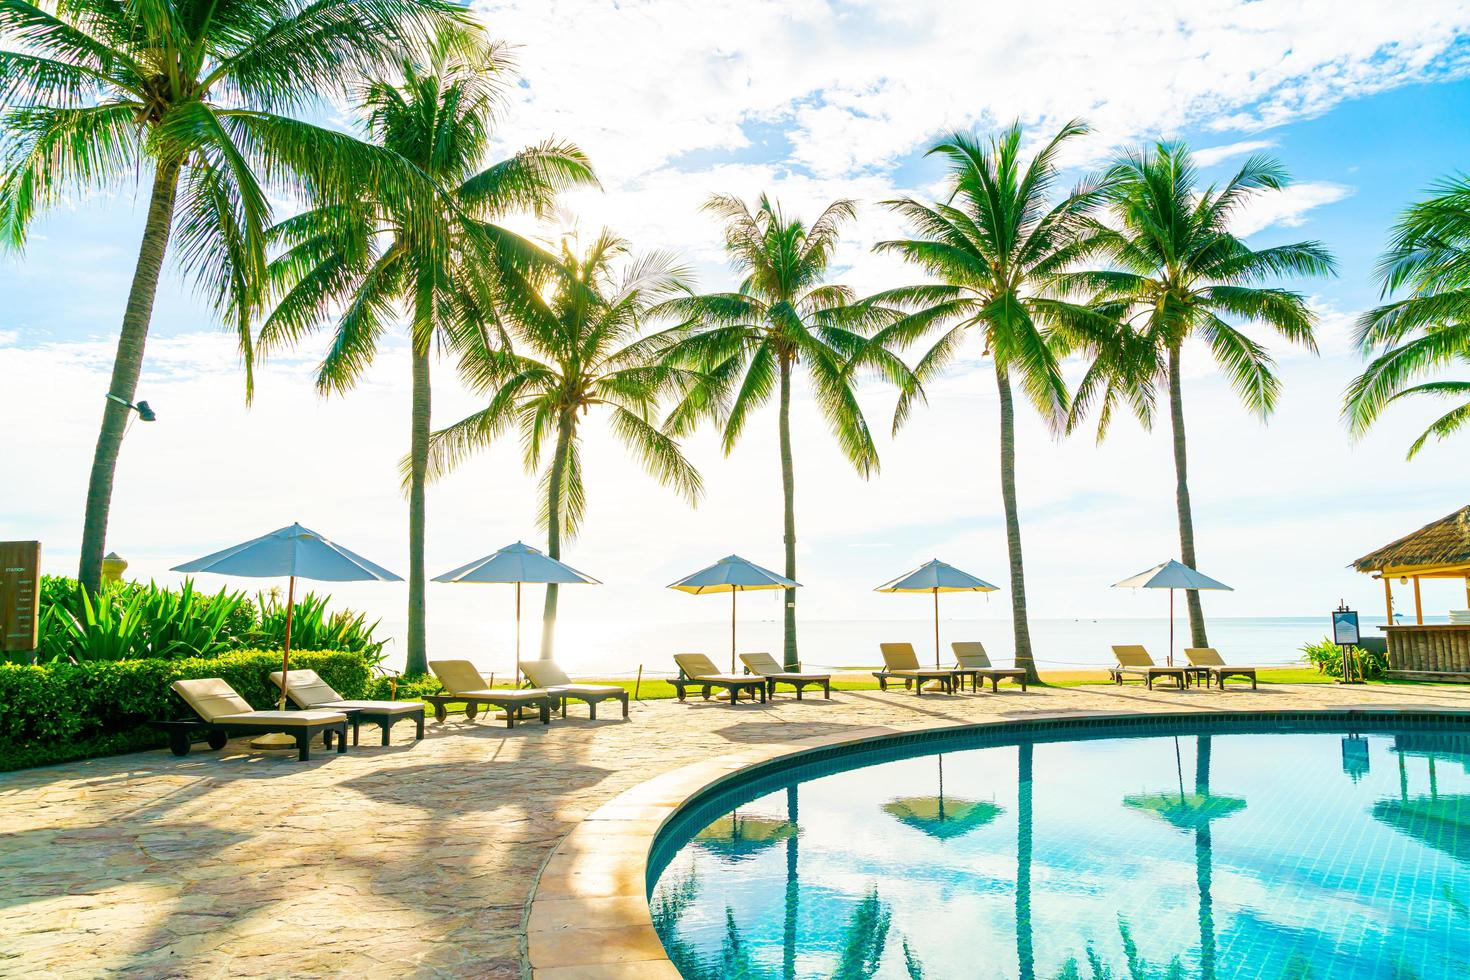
[
  {"left": 712, "top": 721, "right": 882, "bottom": 745},
  {"left": 342, "top": 761, "right": 615, "bottom": 815}
]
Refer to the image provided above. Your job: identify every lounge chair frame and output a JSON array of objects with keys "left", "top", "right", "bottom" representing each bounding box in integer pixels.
[
  {"left": 149, "top": 718, "right": 347, "bottom": 762},
  {"left": 519, "top": 662, "right": 631, "bottom": 720},
  {"left": 1184, "top": 647, "right": 1259, "bottom": 690},
  {"left": 420, "top": 692, "right": 553, "bottom": 727},
  {"left": 950, "top": 643, "right": 1029, "bottom": 692},
  {"left": 872, "top": 669, "right": 956, "bottom": 695},
  {"left": 670, "top": 673, "right": 768, "bottom": 705},
  {"left": 739, "top": 653, "right": 832, "bottom": 700},
  {"left": 1109, "top": 645, "right": 1189, "bottom": 690},
  {"left": 271, "top": 670, "right": 427, "bottom": 746}
]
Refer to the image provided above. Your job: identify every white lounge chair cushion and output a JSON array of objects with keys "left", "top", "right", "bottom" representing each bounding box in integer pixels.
[{"left": 211, "top": 709, "right": 348, "bottom": 727}]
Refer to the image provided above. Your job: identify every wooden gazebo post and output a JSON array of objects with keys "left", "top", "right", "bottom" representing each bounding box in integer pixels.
[
  {"left": 1413, "top": 576, "right": 1424, "bottom": 625},
  {"left": 1383, "top": 575, "right": 1393, "bottom": 623}
]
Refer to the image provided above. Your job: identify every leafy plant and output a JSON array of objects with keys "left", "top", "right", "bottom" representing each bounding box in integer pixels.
[
  {"left": 253, "top": 591, "right": 385, "bottom": 659},
  {"left": 1300, "top": 636, "right": 1388, "bottom": 679}
]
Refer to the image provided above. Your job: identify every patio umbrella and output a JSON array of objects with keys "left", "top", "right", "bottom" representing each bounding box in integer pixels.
[
  {"left": 668, "top": 555, "right": 799, "bottom": 672},
  {"left": 1112, "top": 559, "right": 1232, "bottom": 665},
  {"left": 875, "top": 559, "right": 998, "bottom": 668},
  {"left": 433, "top": 541, "right": 600, "bottom": 685},
  {"left": 692, "top": 810, "right": 797, "bottom": 862},
  {"left": 172, "top": 523, "right": 401, "bottom": 747},
  {"left": 882, "top": 756, "right": 1004, "bottom": 841}
]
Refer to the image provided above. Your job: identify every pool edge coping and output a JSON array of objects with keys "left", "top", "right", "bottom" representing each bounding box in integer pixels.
[{"left": 521, "top": 703, "right": 1470, "bottom": 978}]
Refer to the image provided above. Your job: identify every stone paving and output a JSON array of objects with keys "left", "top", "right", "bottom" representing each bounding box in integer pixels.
[{"left": 5, "top": 679, "right": 1470, "bottom": 979}]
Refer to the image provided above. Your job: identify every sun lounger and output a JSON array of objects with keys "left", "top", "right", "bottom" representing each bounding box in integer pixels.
[
  {"left": 1184, "top": 647, "right": 1260, "bottom": 690},
  {"left": 1109, "top": 645, "right": 1189, "bottom": 690},
  {"left": 271, "top": 669, "right": 425, "bottom": 745},
  {"left": 950, "top": 642, "right": 1029, "bottom": 692},
  {"left": 873, "top": 642, "right": 959, "bottom": 695},
  {"left": 155, "top": 678, "right": 349, "bottom": 761},
  {"left": 425, "top": 660, "right": 555, "bottom": 727},
  {"left": 740, "top": 652, "right": 832, "bottom": 700},
  {"left": 671, "top": 653, "right": 768, "bottom": 706},
  {"left": 520, "top": 660, "right": 630, "bottom": 719}
]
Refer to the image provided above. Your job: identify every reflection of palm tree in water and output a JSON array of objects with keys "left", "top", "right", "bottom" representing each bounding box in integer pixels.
[
  {"left": 1019, "top": 741, "right": 1035, "bottom": 980},
  {"left": 1122, "top": 736, "right": 1244, "bottom": 980},
  {"left": 784, "top": 785, "right": 798, "bottom": 980}
]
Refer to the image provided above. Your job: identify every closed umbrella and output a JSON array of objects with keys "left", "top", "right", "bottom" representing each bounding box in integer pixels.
[
  {"left": 668, "top": 555, "right": 799, "bottom": 673},
  {"left": 875, "top": 559, "right": 998, "bottom": 668},
  {"left": 1112, "top": 559, "right": 1233, "bottom": 666},
  {"left": 434, "top": 541, "right": 600, "bottom": 685},
  {"left": 172, "top": 522, "right": 401, "bottom": 748}
]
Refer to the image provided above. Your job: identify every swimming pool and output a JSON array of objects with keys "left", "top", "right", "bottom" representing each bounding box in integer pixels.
[{"left": 647, "top": 714, "right": 1470, "bottom": 979}]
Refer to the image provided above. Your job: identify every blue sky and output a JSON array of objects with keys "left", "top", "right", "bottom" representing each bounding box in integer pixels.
[{"left": 3, "top": 1, "right": 1470, "bottom": 669}]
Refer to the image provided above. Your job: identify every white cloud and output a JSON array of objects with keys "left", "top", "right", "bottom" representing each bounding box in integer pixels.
[
  {"left": 1193, "top": 139, "right": 1278, "bottom": 167},
  {"left": 1230, "top": 181, "right": 1354, "bottom": 237}
]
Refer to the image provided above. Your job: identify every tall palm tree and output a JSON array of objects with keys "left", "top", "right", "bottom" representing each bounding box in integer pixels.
[
  {"left": 425, "top": 230, "right": 703, "bottom": 659},
  {"left": 0, "top": 0, "right": 469, "bottom": 595},
  {"left": 869, "top": 122, "right": 1109, "bottom": 684},
  {"left": 1345, "top": 175, "right": 1470, "bottom": 456},
  {"left": 255, "top": 41, "right": 595, "bottom": 675},
  {"left": 1067, "top": 144, "right": 1335, "bottom": 648},
  {"left": 662, "top": 194, "right": 907, "bottom": 669}
]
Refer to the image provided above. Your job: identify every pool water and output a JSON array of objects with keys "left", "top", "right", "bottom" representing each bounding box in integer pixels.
[{"left": 648, "top": 721, "right": 1470, "bottom": 979}]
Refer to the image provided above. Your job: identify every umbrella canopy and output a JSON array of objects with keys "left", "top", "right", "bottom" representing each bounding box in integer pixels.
[
  {"left": 1112, "top": 559, "right": 1232, "bottom": 666},
  {"left": 669, "top": 555, "right": 799, "bottom": 672},
  {"left": 434, "top": 541, "right": 600, "bottom": 586},
  {"left": 693, "top": 811, "right": 798, "bottom": 861},
  {"left": 668, "top": 555, "right": 797, "bottom": 594},
  {"left": 171, "top": 523, "right": 400, "bottom": 729},
  {"left": 433, "top": 542, "right": 600, "bottom": 684},
  {"left": 1113, "top": 560, "right": 1233, "bottom": 592},
  {"left": 883, "top": 796, "right": 1004, "bottom": 841},
  {"left": 172, "top": 523, "right": 401, "bottom": 582},
  {"left": 876, "top": 559, "right": 997, "bottom": 668}
]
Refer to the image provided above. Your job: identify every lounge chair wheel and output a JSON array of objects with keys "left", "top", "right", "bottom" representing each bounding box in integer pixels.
[
  {"left": 169, "top": 732, "right": 192, "bottom": 757},
  {"left": 206, "top": 730, "right": 228, "bottom": 751},
  {"left": 465, "top": 704, "right": 479, "bottom": 721}
]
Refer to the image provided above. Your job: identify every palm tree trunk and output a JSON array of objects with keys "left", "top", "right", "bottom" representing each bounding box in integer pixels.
[
  {"left": 405, "top": 345, "right": 431, "bottom": 676},
  {"left": 77, "top": 160, "right": 183, "bottom": 595},
  {"left": 1168, "top": 342, "right": 1208, "bottom": 648},
  {"left": 778, "top": 354, "right": 798, "bottom": 670},
  {"left": 995, "top": 362, "right": 1037, "bottom": 683},
  {"left": 540, "top": 411, "right": 574, "bottom": 659}
]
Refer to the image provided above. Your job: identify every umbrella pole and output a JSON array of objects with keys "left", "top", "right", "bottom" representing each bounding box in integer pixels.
[
  {"left": 280, "top": 574, "right": 296, "bottom": 710},
  {"left": 515, "top": 582, "right": 522, "bottom": 686},
  {"left": 730, "top": 589, "right": 737, "bottom": 674},
  {"left": 1169, "top": 588, "right": 1175, "bottom": 667},
  {"left": 934, "top": 589, "right": 941, "bottom": 669}
]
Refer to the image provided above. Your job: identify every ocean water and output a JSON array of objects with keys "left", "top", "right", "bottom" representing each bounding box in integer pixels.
[
  {"left": 649, "top": 721, "right": 1470, "bottom": 979},
  {"left": 372, "top": 615, "right": 1417, "bottom": 677}
]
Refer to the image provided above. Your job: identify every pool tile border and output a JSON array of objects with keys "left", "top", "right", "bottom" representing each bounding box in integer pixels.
[{"left": 522, "top": 706, "right": 1470, "bottom": 977}]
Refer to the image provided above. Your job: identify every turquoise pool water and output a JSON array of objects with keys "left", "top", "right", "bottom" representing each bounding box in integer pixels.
[{"left": 648, "top": 718, "right": 1470, "bottom": 979}]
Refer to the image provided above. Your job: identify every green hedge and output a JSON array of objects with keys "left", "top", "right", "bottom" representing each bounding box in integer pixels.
[{"left": 0, "top": 649, "right": 374, "bottom": 772}]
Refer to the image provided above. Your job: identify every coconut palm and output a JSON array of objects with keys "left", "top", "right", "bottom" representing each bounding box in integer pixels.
[
  {"left": 0, "top": 0, "right": 470, "bottom": 595},
  {"left": 425, "top": 230, "right": 702, "bottom": 659},
  {"left": 254, "top": 41, "right": 595, "bottom": 675},
  {"left": 1066, "top": 144, "right": 1335, "bottom": 648},
  {"left": 1345, "top": 175, "right": 1470, "bottom": 457},
  {"left": 661, "top": 194, "right": 908, "bottom": 669},
  {"left": 869, "top": 122, "right": 1111, "bottom": 684}
]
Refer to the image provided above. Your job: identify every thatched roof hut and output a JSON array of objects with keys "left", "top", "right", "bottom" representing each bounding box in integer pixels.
[{"left": 1353, "top": 505, "right": 1470, "bottom": 577}]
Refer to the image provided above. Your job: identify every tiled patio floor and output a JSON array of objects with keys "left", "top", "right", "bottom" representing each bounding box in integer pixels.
[{"left": 6, "top": 679, "right": 1470, "bottom": 978}]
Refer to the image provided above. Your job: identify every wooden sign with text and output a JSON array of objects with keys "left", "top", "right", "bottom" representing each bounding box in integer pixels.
[{"left": 1, "top": 541, "right": 41, "bottom": 653}]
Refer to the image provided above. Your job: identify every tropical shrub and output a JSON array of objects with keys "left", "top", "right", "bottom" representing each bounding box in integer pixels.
[
  {"left": 1300, "top": 636, "right": 1388, "bottom": 679},
  {"left": 32, "top": 577, "right": 382, "bottom": 664},
  {"left": 0, "top": 649, "right": 373, "bottom": 771}
]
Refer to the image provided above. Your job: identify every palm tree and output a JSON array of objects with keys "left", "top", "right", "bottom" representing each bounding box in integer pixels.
[
  {"left": 1067, "top": 144, "right": 1336, "bottom": 648},
  {"left": 662, "top": 194, "right": 907, "bottom": 669},
  {"left": 425, "top": 230, "right": 703, "bottom": 659},
  {"left": 1345, "top": 175, "right": 1470, "bottom": 456},
  {"left": 255, "top": 42, "right": 594, "bottom": 676},
  {"left": 869, "top": 122, "right": 1110, "bottom": 684},
  {"left": 0, "top": 0, "right": 469, "bottom": 596}
]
